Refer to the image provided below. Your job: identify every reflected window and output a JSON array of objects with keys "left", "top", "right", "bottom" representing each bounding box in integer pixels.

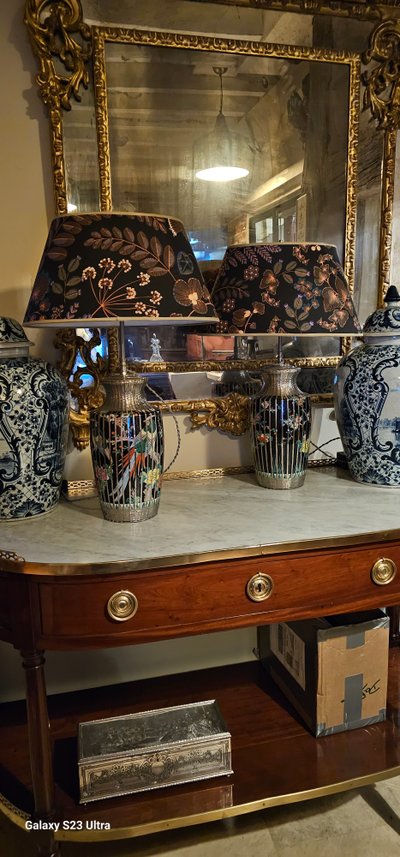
[{"left": 250, "top": 198, "right": 297, "bottom": 243}]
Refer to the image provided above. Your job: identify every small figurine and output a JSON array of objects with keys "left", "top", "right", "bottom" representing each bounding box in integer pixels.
[{"left": 150, "top": 332, "right": 163, "bottom": 362}]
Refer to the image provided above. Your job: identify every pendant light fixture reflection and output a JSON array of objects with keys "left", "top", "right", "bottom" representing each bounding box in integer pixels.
[{"left": 195, "top": 67, "right": 250, "bottom": 183}]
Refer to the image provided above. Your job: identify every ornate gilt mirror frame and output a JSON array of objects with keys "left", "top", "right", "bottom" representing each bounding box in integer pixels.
[{"left": 24, "top": 0, "right": 400, "bottom": 449}]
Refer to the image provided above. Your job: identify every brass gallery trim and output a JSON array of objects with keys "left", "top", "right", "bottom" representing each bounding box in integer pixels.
[
  {"left": 4, "top": 524, "right": 400, "bottom": 577},
  {"left": 165, "top": 460, "right": 335, "bottom": 476},
  {"left": 0, "top": 550, "right": 25, "bottom": 564},
  {"left": 0, "top": 793, "right": 30, "bottom": 831},
  {"left": 94, "top": 26, "right": 360, "bottom": 294},
  {"left": 62, "top": 458, "right": 334, "bottom": 499},
  {"left": 164, "top": 465, "right": 254, "bottom": 479},
  {"left": 1, "top": 762, "right": 400, "bottom": 840},
  {"left": 61, "top": 468, "right": 256, "bottom": 497},
  {"left": 55, "top": 766, "right": 400, "bottom": 841}
]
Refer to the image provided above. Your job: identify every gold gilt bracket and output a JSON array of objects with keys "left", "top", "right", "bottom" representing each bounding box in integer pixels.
[
  {"left": 363, "top": 20, "right": 400, "bottom": 130},
  {"left": 55, "top": 328, "right": 107, "bottom": 449},
  {"left": 24, "top": 0, "right": 92, "bottom": 214},
  {"left": 362, "top": 20, "right": 400, "bottom": 304},
  {"left": 182, "top": 393, "right": 251, "bottom": 436},
  {"left": 24, "top": 0, "right": 92, "bottom": 110}
]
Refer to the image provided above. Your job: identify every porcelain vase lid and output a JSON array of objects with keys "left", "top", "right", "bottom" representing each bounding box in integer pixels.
[
  {"left": 0, "top": 317, "right": 32, "bottom": 354},
  {"left": 363, "top": 285, "right": 400, "bottom": 336}
]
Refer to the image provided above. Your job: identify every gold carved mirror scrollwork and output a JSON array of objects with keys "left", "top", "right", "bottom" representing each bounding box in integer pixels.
[{"left": 24, "top": 0, "right": 400, "bottom": 449}]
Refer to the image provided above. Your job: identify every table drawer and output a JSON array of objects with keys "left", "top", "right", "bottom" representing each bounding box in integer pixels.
[{"left": 37, "top": 542, "right": 400, "bottom": 646}]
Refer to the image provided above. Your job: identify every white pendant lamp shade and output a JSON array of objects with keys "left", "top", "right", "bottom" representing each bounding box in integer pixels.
[{"left": 194, "top": 68, "right": 250, "bottom": 184}]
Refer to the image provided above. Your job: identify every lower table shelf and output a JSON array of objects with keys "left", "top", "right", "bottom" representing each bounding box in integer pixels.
[{"left": 1, "top": 652, "right": 400, "bottom": 843}]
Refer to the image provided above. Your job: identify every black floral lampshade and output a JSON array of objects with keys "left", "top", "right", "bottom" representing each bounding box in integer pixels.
[
  {"left": 211, "top": 243, "right": 361, "bottom": 336},
  {"left": 24, "top": 212, "right": 218, "bottom": 326}
]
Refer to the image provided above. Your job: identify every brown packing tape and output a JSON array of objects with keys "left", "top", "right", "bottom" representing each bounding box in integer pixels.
[{"left": 317, "top": 626, "right": 389, "bottom": 731}]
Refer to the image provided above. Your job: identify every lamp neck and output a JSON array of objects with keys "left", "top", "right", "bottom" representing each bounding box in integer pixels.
[
  {"left": 119, "top": 320, "right": 126, "bottom": 377},
  {"left": 100, "top": 374, "right": 149, "bottom": 412},
  {"left": 260, "top": 364, "right": 302, "bottom": 398},
  {"left": 277, "top": 336, "right": 283, "bottom": 365}
]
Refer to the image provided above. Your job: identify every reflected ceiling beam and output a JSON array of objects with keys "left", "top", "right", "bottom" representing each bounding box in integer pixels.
[
  {"left": 107, "top": 85, "right": 264, "bottom": 98},
  {"left": 246, "top": 159, "right": 304, "bottom": 213},
  {"left": 89, "top": 0, "right": 273, "bottom": 39}
]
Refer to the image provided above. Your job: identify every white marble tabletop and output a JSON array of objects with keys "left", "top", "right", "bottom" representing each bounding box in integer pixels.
[{"left": 1, "top": 468, "right": 399, "bottom": 573}]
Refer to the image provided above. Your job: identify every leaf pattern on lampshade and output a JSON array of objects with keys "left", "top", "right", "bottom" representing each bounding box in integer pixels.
[
  {"left": 211, "top": 243, "right": 361, "bottom": 335},
  {"left": 24, "top": 213, "right": 218, "bottom": 324}
]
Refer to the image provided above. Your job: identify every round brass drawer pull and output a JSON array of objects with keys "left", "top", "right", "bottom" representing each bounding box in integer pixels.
[
  {"left": 246, "top": 573, "right": 274, "bottom": 602},
  {"left": 371, "top": 558, "right": 397, "bottom": 586},
  {"left": 107, "top": 590, "right": 138, "bottom": 622}
]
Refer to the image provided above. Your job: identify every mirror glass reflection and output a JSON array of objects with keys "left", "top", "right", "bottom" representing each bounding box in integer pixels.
[
  {"left": 26, "top": 0, "right": 394, "bottom": 422},
  {"left": 77, "top": 42, "right": 350, "bottom": 273},
  {"left": 58, "top": 4, "right": 386, "bottom": 332}
]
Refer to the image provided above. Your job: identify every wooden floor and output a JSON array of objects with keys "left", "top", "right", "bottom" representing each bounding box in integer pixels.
[{"left": 1, "top": 651, "right": 400, "bottom": 841}]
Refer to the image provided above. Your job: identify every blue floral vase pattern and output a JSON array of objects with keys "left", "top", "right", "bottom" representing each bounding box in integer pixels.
[
  {"left": 333, "top": 286, "right": 400, "bottom": 486},
  {"left": 0, "top": 317, "right": 69, "bottom": 518},
  {"left": 252, "top": 365, "right": 311, "bottom": 489},
  {"left": 90, "top": 375, "right": 164, "bottom": 522}
]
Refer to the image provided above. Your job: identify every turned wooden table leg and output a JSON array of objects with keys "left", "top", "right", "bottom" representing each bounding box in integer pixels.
[
  {"left": 387, "top": 606, "right": 400, "bottom": 646},
  {"left": 21, "top": 650, "right": 59, "bottom": 857}
]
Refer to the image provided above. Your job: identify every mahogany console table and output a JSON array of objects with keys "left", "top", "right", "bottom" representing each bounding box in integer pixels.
[{"left": 1, "top": 468, "right": 400, "bottom": 857}]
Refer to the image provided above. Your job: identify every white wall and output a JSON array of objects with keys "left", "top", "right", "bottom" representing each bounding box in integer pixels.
[{"left": 0, "top": 0, "right": 257, "bottom": 702}]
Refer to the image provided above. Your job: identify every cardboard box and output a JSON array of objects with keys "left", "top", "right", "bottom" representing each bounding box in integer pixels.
[
  {"left": 78, "top": 699, "right": 232, "bottom": 802},
  {"left": 258, "top": 610, "right": 389, "bottom": 736}
]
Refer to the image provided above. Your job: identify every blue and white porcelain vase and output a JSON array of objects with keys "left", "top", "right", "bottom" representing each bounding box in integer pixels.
[
  {"left": 0, "top": 317, "right": 69, "bottom": 518},
  {"left": 333, "top": 286, "right": 400, "bottom": 486},
  {"left": 252, "top": 365, "right": 311, "bottom": 489},
  {"left": 90, "top": 375, "right": 164, "bottom": 522}
]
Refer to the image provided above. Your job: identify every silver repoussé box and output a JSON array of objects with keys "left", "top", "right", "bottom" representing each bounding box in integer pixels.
[{"left": 78, "top": 699, "right": 233, "bottom": 802}]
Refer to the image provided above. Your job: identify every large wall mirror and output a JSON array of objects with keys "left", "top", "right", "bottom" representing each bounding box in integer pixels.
[{"left": 25, "top": 0, "right": 400, "bottom": 445}]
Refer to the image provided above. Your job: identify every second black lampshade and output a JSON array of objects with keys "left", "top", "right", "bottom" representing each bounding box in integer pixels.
[{"left": 211, "top": 242, "right": 361, "bottom": 336}]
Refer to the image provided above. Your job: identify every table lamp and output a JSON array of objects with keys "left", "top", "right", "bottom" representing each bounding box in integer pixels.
[
  {"left": 24, "top": 212, "right": 218, "bottom": 521},
  {"left": 211, "top": 243, "right": 361, "bottom": 489}
]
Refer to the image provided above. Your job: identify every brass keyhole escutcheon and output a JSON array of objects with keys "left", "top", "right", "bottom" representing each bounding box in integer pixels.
[
  {"left": 107, "top": 590, "right": 138, "bottom": 622},
  {"left": 371, "top": 558, "right": 397, "bottom": 586},
  {"left": 246, "top": 573, "right": 274, "bottom": 602}
]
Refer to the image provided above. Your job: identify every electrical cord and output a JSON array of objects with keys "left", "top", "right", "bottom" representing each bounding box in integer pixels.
[
  {"left": 145, "top": 383, "right": 181, "bottom": 473},
  {"left": 308, "top": 436, "right": 341, "bottom": 460}
]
